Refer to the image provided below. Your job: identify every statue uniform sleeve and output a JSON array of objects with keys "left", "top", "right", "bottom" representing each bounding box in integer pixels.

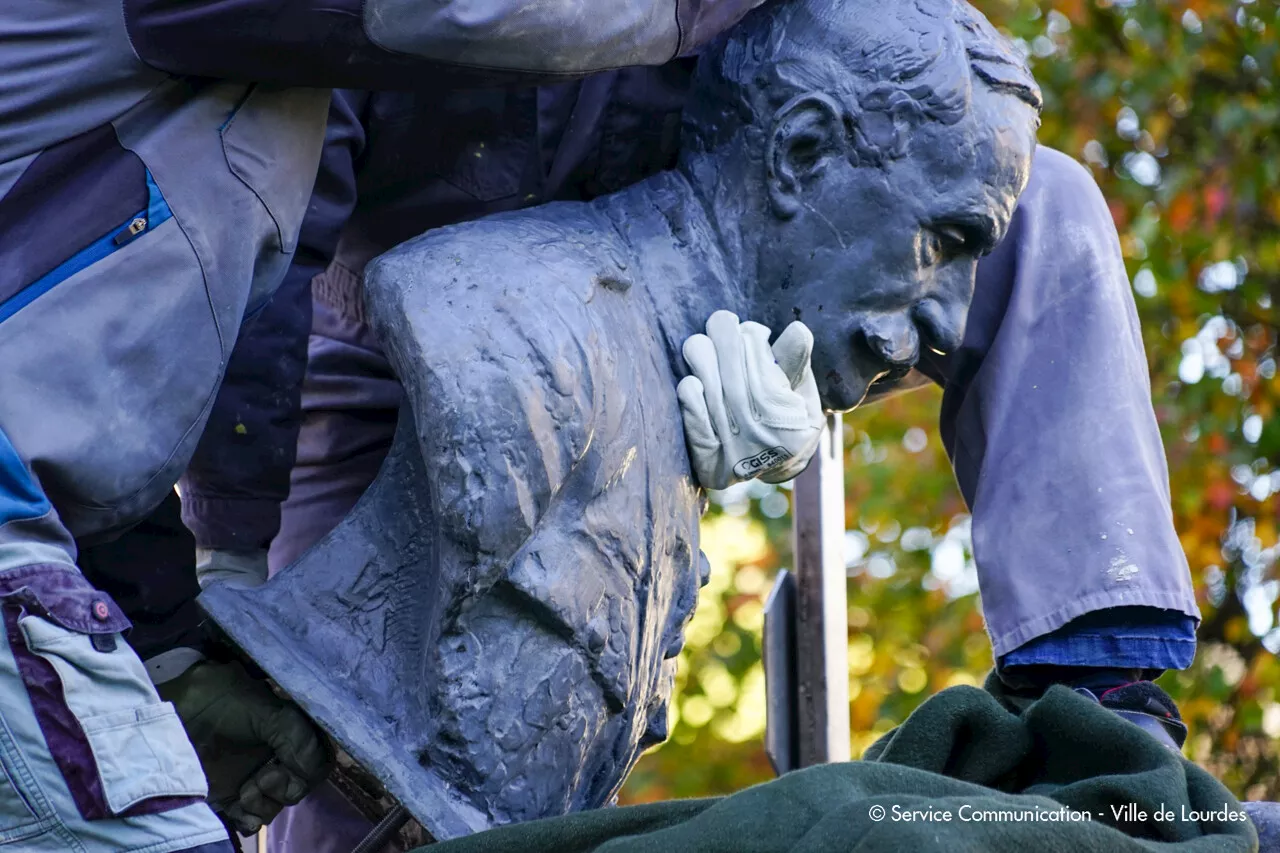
[{"left": 122, "top": 0, "right": 768, "bottom": 89}]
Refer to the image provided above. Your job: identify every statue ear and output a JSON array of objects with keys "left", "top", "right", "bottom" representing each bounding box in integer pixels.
[{"left": 766, "top": 92, "right": 847, "bottom": 220}]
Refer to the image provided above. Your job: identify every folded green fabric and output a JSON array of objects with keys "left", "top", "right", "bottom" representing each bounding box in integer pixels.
[{"left": 419, "top": 679, "right": 1257, "bottom": 852}]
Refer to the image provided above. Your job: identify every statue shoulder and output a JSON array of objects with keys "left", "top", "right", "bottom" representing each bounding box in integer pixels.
[
  {"left": 365, "top": 203, "right": 629, "bottom": 327},
  {"left": 362, "top": 203, "right": 636, "bottom": 560}
]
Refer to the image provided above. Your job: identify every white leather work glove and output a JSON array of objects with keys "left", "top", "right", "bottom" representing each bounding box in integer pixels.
[
  {"left": 677, "top": 310, "right": 824, "bottom": 491},
  {"left": 195, "top": 548, "right": 269, "bottom": 590}
]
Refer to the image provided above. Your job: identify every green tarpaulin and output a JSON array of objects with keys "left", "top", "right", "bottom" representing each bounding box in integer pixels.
[{"left": 420, "top": 679, "right": 1257, "bottom": 853}]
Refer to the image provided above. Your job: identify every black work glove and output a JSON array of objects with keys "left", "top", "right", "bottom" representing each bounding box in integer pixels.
[{"left": 158, "top": 659, "right": 334, "bottom": 834}]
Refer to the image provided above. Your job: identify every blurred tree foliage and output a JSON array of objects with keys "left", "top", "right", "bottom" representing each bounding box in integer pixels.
[{"left": 621, "top": 0, "right": 1280, "bottom": 804}]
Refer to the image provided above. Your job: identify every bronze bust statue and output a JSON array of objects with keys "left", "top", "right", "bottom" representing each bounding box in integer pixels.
[{"left": 201, "top": 0, "right": 1041, "bottom": 840}]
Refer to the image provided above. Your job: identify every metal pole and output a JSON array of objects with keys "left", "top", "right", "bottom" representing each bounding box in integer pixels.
[{"left": 789, "top": 413, "right": 850, "bottom": 766}]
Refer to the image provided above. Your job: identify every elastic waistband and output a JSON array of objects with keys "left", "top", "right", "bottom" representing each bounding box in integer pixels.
[{"left": 311, "top": 261, "right": 365, "bottom": 326}]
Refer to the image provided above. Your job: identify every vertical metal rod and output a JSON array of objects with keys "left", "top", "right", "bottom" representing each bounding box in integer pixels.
[{"left": 790, "top": 413, "right": 851, "bottom": 766}]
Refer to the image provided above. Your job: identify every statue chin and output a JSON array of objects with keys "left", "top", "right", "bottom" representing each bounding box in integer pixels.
[{"left": 817, "top": 366, "right": 874, "bottom": 414}]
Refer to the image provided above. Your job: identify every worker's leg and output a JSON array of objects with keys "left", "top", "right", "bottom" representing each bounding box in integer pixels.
[
  {"left": 923, "top": 146, "right": 1199, "bottom": 690},
  {"left": 0, "top": 92, "right": 326, "bottom": 851},
  {"left": 266, "top": 265, "right": 401, "bottom": 853},
  {"left": 0, "top": 593, "right": 232, "bottom": 853},
  {"left": 0, "top": 432, "right": 229, "bottom": 852}
]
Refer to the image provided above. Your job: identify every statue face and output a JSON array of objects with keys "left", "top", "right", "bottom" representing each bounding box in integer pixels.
[{"left": 754, "top": 86, "right": 1038, "bottom": 412}]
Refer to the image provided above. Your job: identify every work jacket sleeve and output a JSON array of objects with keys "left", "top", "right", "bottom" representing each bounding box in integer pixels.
[
  {"left": 122, "top": 0, "right": 766, "bottom": 89},
  {"left": 915, "top": 146, "right": 1198, "bottom": 658},
  {"left": 178, "top": 92, "right": 370, "bottom": 552}
]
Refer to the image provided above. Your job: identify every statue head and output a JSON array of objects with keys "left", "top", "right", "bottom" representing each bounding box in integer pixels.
[{"left": 682, "top": 0, "right": 1042, "bottom": 410}]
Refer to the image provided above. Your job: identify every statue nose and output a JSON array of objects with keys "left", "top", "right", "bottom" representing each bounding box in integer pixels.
[
  {"left": 859, "top": 312, "right": 919, "bottom": 367},
  {"left": 912, "top": 297, "right": 966, "bottom": 355}
]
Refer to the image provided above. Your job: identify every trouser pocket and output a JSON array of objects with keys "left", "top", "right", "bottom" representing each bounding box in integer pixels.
[{"left": 9, "top": 611, "right": 208, "bottom": 820}]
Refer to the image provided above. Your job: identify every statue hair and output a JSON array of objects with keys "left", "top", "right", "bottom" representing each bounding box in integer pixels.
[{"left": 682, "top": 0, "right": 1042, "bottom": 165}]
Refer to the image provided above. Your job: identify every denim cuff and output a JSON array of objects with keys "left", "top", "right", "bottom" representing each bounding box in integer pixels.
[{"left": 999, "top": 605, "right": 1197, "bottom": 672}]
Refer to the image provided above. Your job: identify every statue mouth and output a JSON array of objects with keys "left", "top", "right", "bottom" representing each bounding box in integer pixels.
[
  {"left": 820, "top": 359, "right": 918, "bottom": 412},
  {"left": 870, "top": 364, "right": 916, "bottom": 390}
]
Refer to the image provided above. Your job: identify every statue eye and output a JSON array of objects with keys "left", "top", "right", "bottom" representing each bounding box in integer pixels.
[
  {"left": 937, "top": 225, "right": 969, "bottom": 252},
  {"left": 919, "top": 225, "right": 972, "bottom": 267},
  {"left": 918, "top": 231, "right": 946, "bottom": 267}
]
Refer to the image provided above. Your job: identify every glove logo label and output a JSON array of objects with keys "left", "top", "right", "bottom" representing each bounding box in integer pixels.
[{"left": 732, "top": 446, "right": 792, "bottom": 480}]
